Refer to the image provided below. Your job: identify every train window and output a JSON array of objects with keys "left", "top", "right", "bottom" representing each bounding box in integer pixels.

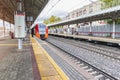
[{"left": 38, "top": 24, "right": 46, "bottom": 34}]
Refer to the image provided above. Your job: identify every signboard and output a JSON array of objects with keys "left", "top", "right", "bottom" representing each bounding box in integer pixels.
[
  {"left": 27, "top": 16, "right": 33, "bottom": 21},
  {"left": 14, "top": 11, "right": 25, "bottom": 38}
]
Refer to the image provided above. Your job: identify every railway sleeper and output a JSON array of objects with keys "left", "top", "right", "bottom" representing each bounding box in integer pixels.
[{"left": 94, "top": 74, "right": 104, "bottom": 79}]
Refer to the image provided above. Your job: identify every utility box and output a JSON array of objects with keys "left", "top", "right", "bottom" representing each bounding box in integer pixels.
[{"left": 14, "top": 11, "right": 25, "bottom": 38}]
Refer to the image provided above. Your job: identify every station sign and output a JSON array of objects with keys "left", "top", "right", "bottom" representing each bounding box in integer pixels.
[
  {"left": 14, "top": 11, "right": 25, "bottom": 38},
  {"left": 27, "top": 16, "right": 33, "bottom": 21}
]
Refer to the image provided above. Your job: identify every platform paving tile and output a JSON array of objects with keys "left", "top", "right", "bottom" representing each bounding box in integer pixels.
[{"left": 0, "top": 39, "right": 34, "bottom": 80}]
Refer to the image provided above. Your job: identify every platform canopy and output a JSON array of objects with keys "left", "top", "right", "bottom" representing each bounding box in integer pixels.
[
  {"left": 0, "top": 0, "right": 48, "bottom": 23},
  {"left": 47, "top": 6, "right": 120, "bottom": 27}
]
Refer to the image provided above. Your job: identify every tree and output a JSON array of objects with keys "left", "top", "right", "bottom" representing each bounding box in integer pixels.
[
  {"left": 49, "top": 16, "right": 56, "bottom": 23},
  {"left": 101, "top": 0, "right": 120, "bottom": 24},
  {"left": 106, "top": 19, "right": 120, "bottom": 24},
  {"left": 101, "top": 0, "right": 120, "bottom": 9},
  {"left": 56, "top": 17, "right": 61, "bottom": 22},
  {"left": 43, "top": 19, "right": 49, "bottom": 24},
  {"left": 43, "top": 15, "right": 61, "bottom": 25}
]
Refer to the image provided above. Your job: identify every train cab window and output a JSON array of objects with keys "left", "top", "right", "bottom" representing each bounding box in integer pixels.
[{"left": 38, "top": 24, "right": 46, "bottom": 34}]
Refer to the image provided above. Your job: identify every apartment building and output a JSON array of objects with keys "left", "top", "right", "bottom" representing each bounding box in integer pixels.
[{"left": 64, "top": 0, "right": 102, "bottom": 20}]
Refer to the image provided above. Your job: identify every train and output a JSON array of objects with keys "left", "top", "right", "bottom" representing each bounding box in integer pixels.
[{"left": 33, "top": 23, "right": 48, "bottom": 39}]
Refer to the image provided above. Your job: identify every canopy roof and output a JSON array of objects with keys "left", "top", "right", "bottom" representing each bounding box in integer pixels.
[{"left": 0, "top": 0, "right": 48, "bottom": 23}]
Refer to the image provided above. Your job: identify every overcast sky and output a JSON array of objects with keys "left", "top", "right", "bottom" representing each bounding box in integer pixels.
[{"left": 35, "top": 0, "right": 98, "bottom": 22}]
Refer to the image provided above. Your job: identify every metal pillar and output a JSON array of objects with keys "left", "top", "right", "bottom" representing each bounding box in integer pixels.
[
  {"left": 67, "top": 25, "right": 70, "bottom": 34},
  {"left": 76, "top": 23, "right": 79, "bottom": 35},
  {"left": 112, "top": 20, "right": 115, "bottom": 39},
  {"left": 17, "top": 0, "right": 23, "bottom": 49},
  {"left": 10, "top": 23, "right": 11, "bottom": 32},
  {"left": 89, "top": 22, "right": 92, "bottom": 36},
  {"left": 90, "top": 22, "right": 92, "bottom": 32},
  {"left": 18, "top": 39, "right": 22, "bottom": 49},
  {"left": 61, "top": 25, "right": 63, "bottom": 33},
  {"left": 3, "top": 20, "right": 5, "bottom": 38}
]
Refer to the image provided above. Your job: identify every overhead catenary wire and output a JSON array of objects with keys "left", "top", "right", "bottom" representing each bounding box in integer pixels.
[
  {"left": 36, "top": 0, "right": 97, "bottom": 22},
  {"left": 35, "top": 0, "right": 57, "bottom": 21},
  {"left": 31, "top": 0, "right": 98, "bottom": 29},
  {"left": 32, "top": 0, "right": 61, "bottom": 28},
  {"left": 38, "top": 0, "right": 61, "bottom": 20}
]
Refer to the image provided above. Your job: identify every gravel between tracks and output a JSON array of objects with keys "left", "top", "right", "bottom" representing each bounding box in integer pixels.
[{"left": 47, "top": 37, "right": 120, "bottom": 79}]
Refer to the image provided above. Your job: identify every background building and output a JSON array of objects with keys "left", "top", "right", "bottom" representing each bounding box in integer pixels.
[
  {"left": 62, "top": 1, "right": 107, "bottom": 26},
  {"left": 65, "top": 1, "right": 102, "bottom": 19}
]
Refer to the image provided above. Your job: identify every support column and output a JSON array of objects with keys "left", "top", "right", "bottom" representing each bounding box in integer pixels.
[
  {"left": 112, "top": 20, "right": 116, "bottom": 39},
  {"left": 10, "top": 22, "right": 11, "bottom": 32},
  {"left": 61, "top": 25, "right": 63, "bottom": 34},
  {"left": 76, "top": 23, "right": 79, "bottom": 35},
  {"left": 17, "top": 0, "right": 23, "bottom": 49},
  {"left": 90, "top": 22, "right": 92, "bottom": 32},
  {"left": 3, "top": 20, "right": 5, "bottom": 38},
  {"left": 90, "top": 22, "right": 92, "bottom": 36},
  {"left": 67, "top": 24, "right": 70, "bottom": 34},
  {"left": 18, "top": 39, "right": 22, "bottom": 49}
]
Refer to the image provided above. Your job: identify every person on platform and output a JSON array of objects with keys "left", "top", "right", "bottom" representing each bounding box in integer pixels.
[{"left": 31, "top": 28, "right": 34, "bottom": 37}]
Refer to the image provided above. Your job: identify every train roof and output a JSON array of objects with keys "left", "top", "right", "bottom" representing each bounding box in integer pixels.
[{"left": 30, "top": 23, "right": 46, "bottom": 29}]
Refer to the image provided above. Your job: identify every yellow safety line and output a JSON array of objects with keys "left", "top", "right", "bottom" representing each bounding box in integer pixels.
[
  {"left": 31, "top": 37, "right": 69, "bottom": 80},
  {"left": 0, "top": 44, "right": 30, "bottom": 46}
]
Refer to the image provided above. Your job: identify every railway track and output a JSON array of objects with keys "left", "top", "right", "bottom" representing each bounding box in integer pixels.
[
  {"left": 46, "top": 36, "right": 120, "bottom": 80},
  {"left": 49, "top": 36, "right": 120, "bottom": 61},
  {"left": 36, "top": 37, "right": 87, "bottom": 80}
]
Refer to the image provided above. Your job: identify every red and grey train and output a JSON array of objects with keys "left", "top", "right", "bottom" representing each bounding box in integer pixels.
[{"left": 33, "top": 23, "right": 48, "bottom": 39}]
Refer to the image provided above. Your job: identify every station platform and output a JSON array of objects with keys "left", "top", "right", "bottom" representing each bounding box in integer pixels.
[
  {"left": 0, "top": 35, "right": 68, "bottom": 80},
  {"left": 50, "top": 33, "right": 120, "bottom": 44}
]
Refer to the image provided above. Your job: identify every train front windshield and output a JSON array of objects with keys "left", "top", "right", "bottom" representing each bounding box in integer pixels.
[{"left": 39, "top": 24, "right": 46, "bottom": 34}]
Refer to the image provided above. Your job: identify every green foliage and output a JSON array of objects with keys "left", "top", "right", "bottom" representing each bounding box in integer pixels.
[
  {"left": 105, "top": 19, "right": 120, "bottom": 24},
  {"left": 43, "top": 19, "right": 49, "bottom": 24},
  {"left": 101, "top": 0, "right": 120, "bottom": 24},
  {"left": 106, "top": 19, "right": 113, "bottom": 24},
  {"left": 49, "top": 16, "right": 56, "bottom": 23},
  {"left": 101, "top": 0, "right": 120, "bottom": 9},
  {"left": 56, "top": 17, "right": 61, "bottom": 22},
  {"left": 43, "top": 15, "right": 61, "bottom": 25}
]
